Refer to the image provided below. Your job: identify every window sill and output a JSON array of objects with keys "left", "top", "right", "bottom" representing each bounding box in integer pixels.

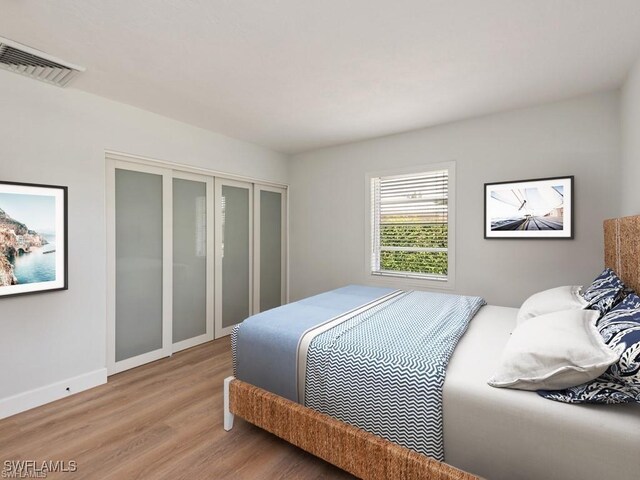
[{"left": 369, "top": 271, "right": 454, "bottom": 290}]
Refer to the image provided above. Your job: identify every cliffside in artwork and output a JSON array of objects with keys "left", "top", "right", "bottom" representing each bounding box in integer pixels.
[{"left": 0, "top": 207, "right": 48, "bottom": 286}]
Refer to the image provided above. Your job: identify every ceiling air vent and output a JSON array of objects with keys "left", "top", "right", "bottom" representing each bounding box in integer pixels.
[{"left": 0, "top": 37, "right": 85, "bottom": 87}]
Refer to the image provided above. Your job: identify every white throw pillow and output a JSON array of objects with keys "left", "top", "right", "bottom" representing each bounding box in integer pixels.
[
  {"left": 488, "top": 309, "right": 619, "bottom": 391},
  {"left": 517, "top": 285, "right": 588, "bottom": 324}
]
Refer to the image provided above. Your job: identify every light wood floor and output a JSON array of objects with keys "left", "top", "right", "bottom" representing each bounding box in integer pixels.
[{"left": 0, "top": 338, "right": 354, "bottom": 479}]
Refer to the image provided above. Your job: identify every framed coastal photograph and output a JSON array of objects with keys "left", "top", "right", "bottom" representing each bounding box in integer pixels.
[
  {"left": 0, "top": 181, "right": 68, "bottom": 297},
  {"left": 484, "top": 176, "right": 573, "bottom": 239}
]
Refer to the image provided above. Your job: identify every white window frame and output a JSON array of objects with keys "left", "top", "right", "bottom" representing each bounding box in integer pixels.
[{"left": 365, "top": 161, "right": 456, "bottom": 289}]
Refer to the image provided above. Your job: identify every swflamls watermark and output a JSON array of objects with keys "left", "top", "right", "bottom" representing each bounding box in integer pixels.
[{"left": 2, "top": 460, "right": 78, "bottom": 478}]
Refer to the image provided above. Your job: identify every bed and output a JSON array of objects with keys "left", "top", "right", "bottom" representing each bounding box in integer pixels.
[
  {"left": 442, "top": 305, "right": 639, "bottom": 480},
  {"left": 223, "top": 215, "right": 640, "bottom": 480}
]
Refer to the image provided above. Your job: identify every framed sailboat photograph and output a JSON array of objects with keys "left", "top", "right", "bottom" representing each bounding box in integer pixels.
[
  {"left": 484, "top": 176, "right": 574, "bottom": 239},
  {"left": 0, "top": 181, "right": 68, "bottom": 297}
]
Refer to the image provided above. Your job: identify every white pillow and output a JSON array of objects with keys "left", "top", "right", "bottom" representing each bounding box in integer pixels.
[
  {"left": 488, "top": 309, "right": 619, "bottom": 391},
  {"left": 517, "top": 285, "right": 588, "bottom": 324}
]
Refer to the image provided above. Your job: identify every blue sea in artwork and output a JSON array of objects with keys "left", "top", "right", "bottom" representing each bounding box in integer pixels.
[{"left": 13, "top": 234, "right": 56, "bottom": 284}]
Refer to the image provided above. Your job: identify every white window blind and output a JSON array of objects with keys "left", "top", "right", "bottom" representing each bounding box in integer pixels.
[{"left": 371, "top": 169, "right": 449, "bottom": 280}]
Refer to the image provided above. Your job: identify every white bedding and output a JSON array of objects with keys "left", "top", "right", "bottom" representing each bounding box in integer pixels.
[{"left": 443, "top": 305, "right": 640, "bottom": 480}]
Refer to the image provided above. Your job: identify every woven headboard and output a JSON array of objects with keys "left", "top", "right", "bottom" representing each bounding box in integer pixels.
[{"left": 604, "top": 215, "right": 640, "bottom": 293}]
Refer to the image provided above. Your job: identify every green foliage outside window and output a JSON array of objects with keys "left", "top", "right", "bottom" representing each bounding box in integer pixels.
[{"left": 379, "top": 223, "right": 448, "bottom": 275}]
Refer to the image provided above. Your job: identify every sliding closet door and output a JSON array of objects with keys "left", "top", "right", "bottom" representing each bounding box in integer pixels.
[
  {"left": 254, "top": 185, "right": 287, "bottom": 313},
  {"left": 215, "top": 178, "right": 253, "bottom": 338},
  {"left": 107, "top": 162, "right": 172, "bottom": 374},
  {"left": 172, "top": 172, "right": 214, "bottom": 352},
  {"left": 108, "top": 155, "right": 289, "bottom": 367}
]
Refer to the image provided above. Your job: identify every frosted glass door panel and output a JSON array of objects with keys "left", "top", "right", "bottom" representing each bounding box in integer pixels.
[
  {"left": 219, "top": 183, "right": 251, "bottom": 331},
  {"left": 173, "top": 178, "right": 207, "bottom": 343},
  {"left": 259, "top": 190, "right": 282, "bottom": 311},
  {"left": 115, "top": 169, "right": 163, "bottom": 362}
]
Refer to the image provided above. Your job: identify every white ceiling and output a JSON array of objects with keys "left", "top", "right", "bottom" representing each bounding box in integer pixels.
[{"left": 1, "top": 1, "right": 640, "bottom": 154}]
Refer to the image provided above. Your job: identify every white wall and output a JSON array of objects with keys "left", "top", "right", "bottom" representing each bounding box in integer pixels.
[
  {"left": 0, "top": 70, "right": 288, "bottom": 414},
  {"left": 289, "top": 92, "right": 620, "bottom": 307},
  {"left": 621, "top": 55, "right": 640, "bottom": 216}
]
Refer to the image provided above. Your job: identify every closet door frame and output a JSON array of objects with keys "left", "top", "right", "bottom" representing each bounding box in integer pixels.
[
  {"left": 171, "top": 171, "right": 215, "bottom": 353},
  {"left": 106, "top": 159, "right": 173, "bottom": 375},
  {"left": 253, "top": 184, "right": 288, "bottom": 314},
  {"left": 214, "top": 177, "right": 253, "bottom": 338}
]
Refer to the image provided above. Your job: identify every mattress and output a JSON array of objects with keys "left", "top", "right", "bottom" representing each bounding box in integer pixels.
[{"left": 443, "top": 305, "right": 640, "bottom": 480}]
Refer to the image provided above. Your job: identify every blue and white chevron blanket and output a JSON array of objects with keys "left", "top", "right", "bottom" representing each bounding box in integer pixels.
[{"left": 232, "top": 285, "right": 485, "bottom": 461}]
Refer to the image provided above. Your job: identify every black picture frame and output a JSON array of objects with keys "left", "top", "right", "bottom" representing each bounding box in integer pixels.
[
  {"left": 484, "top": 176, "right": 574, "bottom": 239},
  {"left": 0, "top": 180, "right": 68, "bottom": 298}
]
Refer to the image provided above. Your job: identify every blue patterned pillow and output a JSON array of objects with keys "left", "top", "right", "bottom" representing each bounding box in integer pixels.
[
  {"left": 538, "top": 293, "right": 640, "bottom": 404},
  {"left": 580, "top": 268, "right": 626, "bottom": 314},
  {"left": 539, "top": 380, "right": 640, "bottom": 404}
]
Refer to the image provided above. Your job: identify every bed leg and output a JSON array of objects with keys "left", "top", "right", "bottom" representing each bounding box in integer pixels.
[{"left": 223, "top": 376, "right": 235, "bottom": 431}]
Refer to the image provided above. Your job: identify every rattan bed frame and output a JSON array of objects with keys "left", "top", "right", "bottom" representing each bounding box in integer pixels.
[
  {"left": 223, "top": 378, "right": 476, "bottom": 480},
  {"left": 223, "top": 215, "right": 640, "bottom": 480},
  {"left": 604, "top": 215, "right": 640, "bottom": 293}
]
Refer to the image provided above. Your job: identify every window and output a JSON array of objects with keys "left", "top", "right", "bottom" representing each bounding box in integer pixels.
[{"left": 370, "top": 165, "right": 453, "bottom": 284}]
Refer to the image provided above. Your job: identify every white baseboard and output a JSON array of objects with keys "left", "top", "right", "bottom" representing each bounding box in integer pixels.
[{"left": 0, "top": 368, "right": 107, "bottom": 420}]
